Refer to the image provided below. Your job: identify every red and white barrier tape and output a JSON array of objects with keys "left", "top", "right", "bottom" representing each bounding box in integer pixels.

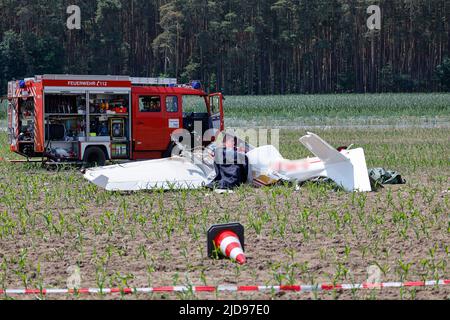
[{"left": 1, "top": 279, "right": 449, "bottom": 295}]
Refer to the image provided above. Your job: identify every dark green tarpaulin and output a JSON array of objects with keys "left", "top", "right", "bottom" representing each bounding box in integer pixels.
[
  {"left": 368, "top": 168, "right": 406, "bottom": 185},
  {"left": 368, "top": 168, "right": 406, "bottom": 190}
]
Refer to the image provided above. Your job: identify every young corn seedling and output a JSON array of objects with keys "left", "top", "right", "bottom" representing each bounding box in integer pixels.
[
  {"left": 283, "top": 262, "right": 299, "bottom": 286},
  {"left": 396, "top": 257, "right": 412, "bottom": 282}
]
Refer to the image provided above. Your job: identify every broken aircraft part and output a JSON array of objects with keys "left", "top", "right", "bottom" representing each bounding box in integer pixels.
[
  {"left": 83, "top": 156, "right": 215, "bottom": 191},
  {"left": 247, "top": 132, "right": 372, "bottom": 192},
  {"left": 83, "top": 132, "right": 371, "bottom": 192}
]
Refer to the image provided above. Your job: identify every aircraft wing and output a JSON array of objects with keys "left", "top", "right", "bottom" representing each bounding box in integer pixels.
[{"left": 83, "top": 157, "right": 215, "bottom": 191}]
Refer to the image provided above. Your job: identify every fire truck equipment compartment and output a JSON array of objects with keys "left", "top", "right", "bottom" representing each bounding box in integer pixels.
[{"left": 45, "top": 124, "right": 66, "bottom": 141}]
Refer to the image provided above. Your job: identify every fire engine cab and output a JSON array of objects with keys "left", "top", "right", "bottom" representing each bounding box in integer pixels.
[{"left": 6, "top": 75, "right": 224, "bottom": 166}]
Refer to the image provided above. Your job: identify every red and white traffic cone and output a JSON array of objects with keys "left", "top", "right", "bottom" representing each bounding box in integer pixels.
[{"left": 207, "top": 223, "right": 245, "bottom": 264}]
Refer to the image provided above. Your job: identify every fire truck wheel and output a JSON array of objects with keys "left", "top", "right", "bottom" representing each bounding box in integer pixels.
[{"left": 83, "top": 146, "right": 106, "bottom": 167}]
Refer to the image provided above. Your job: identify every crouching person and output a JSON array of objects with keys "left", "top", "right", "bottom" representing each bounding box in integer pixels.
[{"left": 207, "top": 136, "right": 249, "bottom": 190}]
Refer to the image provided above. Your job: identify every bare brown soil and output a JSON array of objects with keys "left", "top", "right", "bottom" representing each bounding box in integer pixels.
[{"left": 0, "top": 128, "right": 448, "bottom": 300}]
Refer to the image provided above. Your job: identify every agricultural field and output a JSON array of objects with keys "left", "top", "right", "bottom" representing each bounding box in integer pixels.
[
  {"left": 224, "top": 93, "right": 450, "bottom": 128},
  {"left": 0, "top": 94, "right": 449, "bottom": 300}
]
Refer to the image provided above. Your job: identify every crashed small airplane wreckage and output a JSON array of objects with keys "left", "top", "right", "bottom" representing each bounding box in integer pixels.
[{"left": 83, "top": 132, "right": 372, "bottom": 192}]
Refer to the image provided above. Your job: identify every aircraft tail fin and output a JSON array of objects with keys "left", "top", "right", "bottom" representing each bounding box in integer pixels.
[
  {"left": 299, "top": 132, "right": 348, "bottom": 164},
  {"left": 300, "top": 132, "right": 372, "bottom": 192}
]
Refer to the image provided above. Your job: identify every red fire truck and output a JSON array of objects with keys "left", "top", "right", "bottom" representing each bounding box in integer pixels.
[{"left": 6, "top": 75, "right": 224, "bottom": 166}]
